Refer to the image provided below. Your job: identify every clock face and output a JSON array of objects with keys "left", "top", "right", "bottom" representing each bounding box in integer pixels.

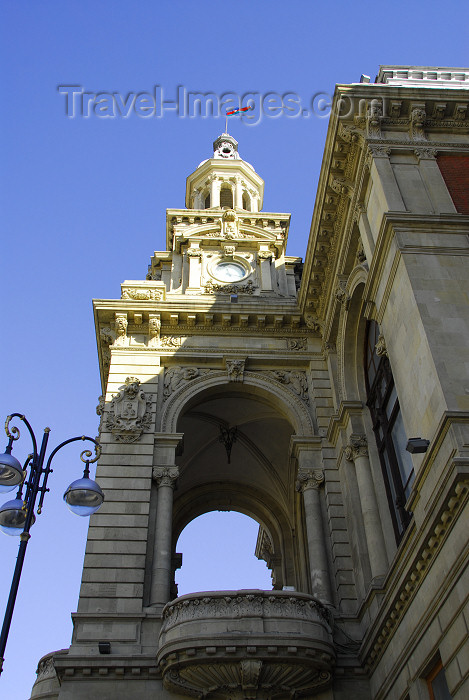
[{"left": 213, "top": 261, "right": 246, "bottom": 282}]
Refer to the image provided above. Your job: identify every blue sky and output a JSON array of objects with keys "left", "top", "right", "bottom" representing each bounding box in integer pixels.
[{"left": 1, "top": 1, "right": 468, "bottom": 696}]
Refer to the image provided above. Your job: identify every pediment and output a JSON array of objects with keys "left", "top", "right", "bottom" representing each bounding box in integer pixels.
[
  {"left": 182, "top": 222, "right": 283, "bottom": 243},
  {"left": 168, "top": 208, "right": 289, "bottom": 251}
]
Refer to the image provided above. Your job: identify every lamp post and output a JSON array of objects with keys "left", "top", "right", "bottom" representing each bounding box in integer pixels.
[{"left": 0, "top": 413, "right": 105, "bottom": 676}]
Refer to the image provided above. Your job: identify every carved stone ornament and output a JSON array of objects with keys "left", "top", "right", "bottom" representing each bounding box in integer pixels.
[
  {"left": 152, "top": 465, "right": 179, "bottom": 488},
  {"left": 410, "top": 105, "right": 427, "bottom": 141},
  {"left": 220, "top": 208, "right": 241, "bottom": 239},
  {"left": 121, "top": 287, "right": 164, "bottom": 301},
  {"left": 357, "top": 243, "right": 367, "bottom": 263},
  {"left": 296, "top": 468, "right": 325, "bottom": 492},
  {"left": 367, "top": 100, "right": 383, "bottom": 139},
  {"left": 287, "top": 337, "right": 307, "bottom": 351},
  {"left": 375, "top": 333, "right": 388, "bottom": 357},
  {"left": 270, "top": 370, "right": 308, "bottom": 403},
  {"left": 344, "top": 434, "right": 368, "bottom": 461},
  {"left": 414, "top": 147, "right": 438, "bottom": 161},
  {"left": 160, "top": 335, "right": 182, "bottom": 348},
  {"left": 368, "top": 144, "right": 392, "bottom": 158},
  {"left": 114, "top": 313, "right": 128, "bottom": 346},
  {"left": 105, "top": 377, "right": 152, "bottom": 443},
  {"left": 334, "top": 281, "right": 350, "bottom": 309},
  {"left": 100, "top": 326, "right": 114, "bottom": 346},
  {"left": 258, "top": 249, "right": 273, "bottom": 260},
  {"left": 304, "top": 315, "right": 322, "bottom": 333},
  {"left": 186, "top": 247, "right": 202, "bottom": 258},
  {"left": 96, "top": 395, "right": 105, "bottom": 434},
  {"left": 163, "top": 366, "right": 209, "bottom": 400},
  {"left": 226, "top": 359, "right": 245, "bottom": 382},
  {"left": 36, "top": 655, "right": 57, "bottom": 681},
  {"left": 203, "top": 279, "right": 255, "bottom": 295},
  {"left": 223, "top": 244, "right": 236, "bottom": 256},
  {"left": 240, "top": 660, "right": 262, "bottom": 699},
  {"left": 148, "top": 314, "right": 161, "bottom": 348}
]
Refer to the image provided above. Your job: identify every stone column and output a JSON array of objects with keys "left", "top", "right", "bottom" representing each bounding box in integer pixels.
[
  {"left": 296, "top": 468, "right": 332, "bottom": 605},
  {"left": 234, "top": 176, "right": 243, "bottom": 208},
  {"left": 187, "top": 247, "right": 202, "bottom": 290},
  {"left": 210, "top": 176, "right": 221, "bottom": 208},
  {"left": 258, "top": 250, "right": 273, "bottom": 291},
  {"left": 368, "top": 145, "right": 406, "bottom": 213},
  {"left": 414, "top": 148, "right": 457, "bottom": 214},
  {"left": 345, "top": 434, "right": 388, "bottom": 580},
  {"left": 150, "top": 465, "right": 179, "bottom": 606}
]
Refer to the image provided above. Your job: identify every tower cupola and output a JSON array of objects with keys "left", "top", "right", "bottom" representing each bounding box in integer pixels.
[{"left": 185, "top": 133, "right": 264, "bottom": 212}]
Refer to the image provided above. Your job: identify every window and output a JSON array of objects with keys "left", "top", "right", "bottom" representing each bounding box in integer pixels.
[
  {"left": 365, "top": 321, "right": 414, "bottom": 541},
  {"left": 242, "top": 192, "right": 251, "bottom": 211},
  {"left": 204, "top": 192, "right": 211, "bottom": 209},
  {"left": 220, "top": 186, "right": 233, "bottom": 208},
  {"left": 426, "top": 659, "right": 452, "bottom": 699}
]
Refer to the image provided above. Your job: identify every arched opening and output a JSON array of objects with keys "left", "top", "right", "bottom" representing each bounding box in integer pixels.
[
  {"left": 165, "top": 380, "right": 315, "bottom": 596},
  {"left": 220, "top": 185, "right": 233, "bottom": 208},
  {"left": 175, "top": 511, "right": 273, "bottom": 595},
  {"left": 204, "top": 191, "right": 210, "bottom": 209},
  {"left": 242, "top": 192, "right": 251, "bottom": 211}
]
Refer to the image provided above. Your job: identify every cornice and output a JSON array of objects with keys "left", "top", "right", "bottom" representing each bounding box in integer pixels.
[
  {"left": 53, "top": 654, "right": 161, "bottom": 681},
  {"left": 298, "top": 77, "right": 469, "bottom": 323}
]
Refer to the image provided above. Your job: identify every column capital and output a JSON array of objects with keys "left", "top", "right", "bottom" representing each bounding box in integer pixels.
[
  {"left": 344, "top": 434, "right": 368, "bottom": 462},
  {"left": 152, "top": 465, "right": 179, "bottom": 488},
  {"left": 296, "top": 468, "right": 325, "bottom": 493}
]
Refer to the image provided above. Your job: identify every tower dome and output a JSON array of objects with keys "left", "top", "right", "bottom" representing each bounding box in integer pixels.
[{"left": 186, "top": 133, "right": 264, "bottom": 211}]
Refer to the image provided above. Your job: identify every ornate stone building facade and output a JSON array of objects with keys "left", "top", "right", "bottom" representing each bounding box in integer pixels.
[{"left": 31, "top": 67, "right": 469, "bottom": 700}]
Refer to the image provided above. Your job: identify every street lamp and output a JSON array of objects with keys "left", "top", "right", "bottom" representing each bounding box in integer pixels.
[{"left": 0, "top": 413, "right": 104, "bottom": 675}]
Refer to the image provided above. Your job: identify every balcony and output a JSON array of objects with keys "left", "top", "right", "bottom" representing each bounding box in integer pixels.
[{"left": 157, "top": 589, "right": 335, "bottom": 699}]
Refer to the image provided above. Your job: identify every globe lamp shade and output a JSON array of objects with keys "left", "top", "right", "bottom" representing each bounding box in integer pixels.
[
  {"left": 0, "top": 498, "right": 35, "bottom": 535},
  {"left": 63, "top": 477, "right": 104, "bottom": 516},
  {"left": 0, "top": 452, "right": 24, "bottom": 493}
]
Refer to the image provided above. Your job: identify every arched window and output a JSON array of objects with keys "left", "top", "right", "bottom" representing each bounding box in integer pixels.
[
  {"left": 365, "top": 320, "right": 414, "bottom": 541},
  {"left": 242, "top": 192, "right": 251, "bottom": 211},
  {"left": 220, "top": 186, "right": 233, "bottom": 208},
  {"left": 204, "top": 192, "right": 211, "bottom": 209}
]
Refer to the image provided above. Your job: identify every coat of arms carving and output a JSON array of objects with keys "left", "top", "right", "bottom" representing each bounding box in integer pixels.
[{"left": 106, "top": 377, "right": 152, "bottom": 443}]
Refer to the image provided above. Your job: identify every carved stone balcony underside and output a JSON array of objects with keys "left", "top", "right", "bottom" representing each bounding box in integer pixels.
[{"left": 157, "top": 590, "right": 335, "bottom": 699}]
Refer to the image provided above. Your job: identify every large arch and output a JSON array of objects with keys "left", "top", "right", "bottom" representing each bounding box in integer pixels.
[
  {"left": 158, "top": 372, "right": 315, "bottom": 594},
  {"left": 160, "top": 369, "right": 316, "bottom": 435}
]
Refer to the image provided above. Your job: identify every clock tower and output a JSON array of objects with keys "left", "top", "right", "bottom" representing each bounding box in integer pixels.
[{"left": 156, "top": 131, "right": 294, "bottom": 299}]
